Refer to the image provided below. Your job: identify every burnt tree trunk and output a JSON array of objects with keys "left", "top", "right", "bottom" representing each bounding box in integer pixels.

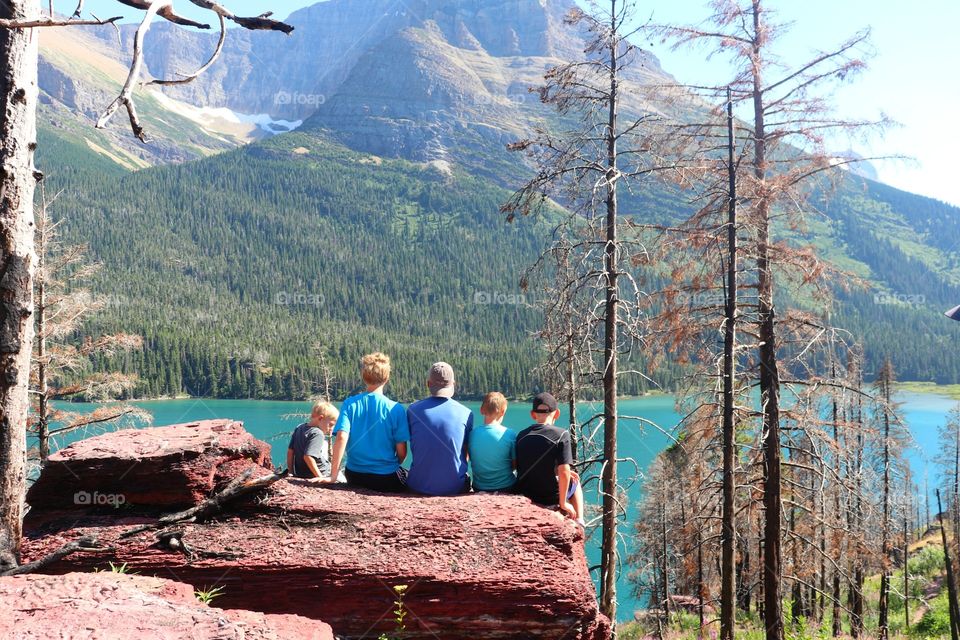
[
  {"left": 0, "top": 0, "right": 39, "bottom": 573},
  {"left": 599, "top": 0, "right": 621, "bottom": 621},
  {"left": 750, "top": 1, "right": 784, "bottom": 634},
  {"left": 720, "top": 86, "right": 739, "bottom": 640}
]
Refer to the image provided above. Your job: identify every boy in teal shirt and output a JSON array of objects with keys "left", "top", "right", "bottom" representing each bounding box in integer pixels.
[
  {"left": 328, "top": 352, "right": 409, "bottom": 492},
  {"left": 468, "top": 392, "right": 517, "bottom": 492}
]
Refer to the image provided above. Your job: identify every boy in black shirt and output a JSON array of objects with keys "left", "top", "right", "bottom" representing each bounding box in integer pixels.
[{"left": 515, "top": 392, "right": 585, "bottom": 525}]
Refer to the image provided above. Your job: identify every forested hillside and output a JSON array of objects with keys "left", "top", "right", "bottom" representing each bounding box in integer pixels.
[{"left": 37, "top": 128, "right": 684, "bottom": 401}]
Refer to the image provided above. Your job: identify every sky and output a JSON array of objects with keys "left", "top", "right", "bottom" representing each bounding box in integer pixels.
[{"left": 77, "top": 0, "right": 960, "bottom": 207}]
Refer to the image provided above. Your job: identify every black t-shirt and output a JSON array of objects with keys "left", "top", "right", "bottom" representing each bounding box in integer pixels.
[
  {"left": 288, "top": 423, "right": 331, "bottom": 479},
  {"left": 515, "top": 423, "right": 574, "bottom": 505}
]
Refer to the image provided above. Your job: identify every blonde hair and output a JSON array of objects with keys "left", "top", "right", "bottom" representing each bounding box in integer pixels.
[
  {"left": 360, "top": 352, "right": 391, "bottom": 386},
  {"left": 480, "top": 392, "right": 508, "bottom": 417},
  {"left": 311, "top": 401, "right": 339, "bottom": 420}
]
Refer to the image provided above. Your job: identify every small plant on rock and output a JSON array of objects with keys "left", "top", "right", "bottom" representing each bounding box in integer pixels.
[
  {"left": 378, "top": 584, "right": 409, "bottom": 640},
  {"left": 195, "top": 585, "right": 225, "bottom": 605}
]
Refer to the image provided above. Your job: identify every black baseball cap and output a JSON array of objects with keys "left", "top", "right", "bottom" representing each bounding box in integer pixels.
[{"left": 531, "top": 392, "right": 558, "bottom": 414}]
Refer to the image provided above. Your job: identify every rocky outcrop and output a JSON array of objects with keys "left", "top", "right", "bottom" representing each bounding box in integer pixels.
[
  {"left": 0, "top": 572, "right": 333, "bottom": 639},
  {"left": 26, "top": 419, "right": 272, "bottom": 511},
  {"left": 23, "top": 423, "right": 610, "bottom": 639}
]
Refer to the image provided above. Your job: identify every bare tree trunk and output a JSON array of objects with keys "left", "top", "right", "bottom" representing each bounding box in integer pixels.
[
  {"left": 661, "top": 499, "right": 670, "bottom": 624},
  {"left": 751, "top": 2, "right": 784, "bottom": 634},
  {"left": 599, "top": 0, "right": 620, "bottom": 622},
  {"left": 0, "top": 0, "right": 39, "bottom": 573},
  {"left": 877, "top": 362, "right": 893, "bottom": 640},
  {"left": 697, "top": 520, "right": 705, "bottom": 631},
  {"left": 937, "top": 489, "right": 960, "bottom": 640},
  {"left": 903, "top": 516, "right": 910, "bottom": 631},
  {"left": 35, "top": 195, "right": 48, "bottom": 462},
  {"left": 954, "top": 422, "right": 959, "bottom": 568},
  {"left": 719, "top": 86, "right": 738, "bottom": 640},
  {"left": 851, "top": 393, "right": 865, "bottom": 638},
  {"left": 831, "top": 397, "right": 842, "bottom": 637}
]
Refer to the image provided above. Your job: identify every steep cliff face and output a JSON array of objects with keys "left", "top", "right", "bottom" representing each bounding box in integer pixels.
[{"left": 23, "top": 421, "right": 611, "bottom": 639}]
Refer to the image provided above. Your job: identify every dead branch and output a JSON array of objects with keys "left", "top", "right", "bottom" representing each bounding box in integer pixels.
[
  {"left": 147, "top": 13, "right": 226, "bottom": 86},
  {"left": 120, "top": 468, "right": 285, "bottom": 539},
  {"left": 0, "top": 15, "right": 121, "bottom": 27},
  {"left": 1, "top": 535, "right": 105, "bottom": 576}
]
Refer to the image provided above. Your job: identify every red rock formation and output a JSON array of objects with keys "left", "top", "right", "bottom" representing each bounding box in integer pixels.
[
  {"left": 23, "top": 422, "right": 611, "bottom": 639},
  {"left": 26, "top": 419, "right": 272, "bottom": 511},
  {"left": 0, "top": 572, "right": 333, "bottom": 639}
]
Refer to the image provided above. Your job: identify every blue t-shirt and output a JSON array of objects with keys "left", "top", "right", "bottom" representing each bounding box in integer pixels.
[
  {"left": 406, "top": 397, "right": 472, "bottom": 496},
  {"left": 468, "top": 423, "right": 517, "bottom": 491},
  {"left": 333, "top": 391, "right": 409, "bottom": 475}
]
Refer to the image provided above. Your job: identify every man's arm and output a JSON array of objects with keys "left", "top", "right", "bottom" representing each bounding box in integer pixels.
[
  {"left": 396, "top": 442, "right": 407, "bottom": 464},
  {"left": 557, "top": 463, "right": 575, "bottom": 519},
  {"left": 286, "top": 448, "right": 295, "bottom": 474},
  {"left": 328, "top": 431, "right": 348, "bottom": 482}
]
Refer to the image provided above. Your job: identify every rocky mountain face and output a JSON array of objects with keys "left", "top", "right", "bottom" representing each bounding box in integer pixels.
[{"left": 40, "top": 0, "right": 672, "bottom": 169}]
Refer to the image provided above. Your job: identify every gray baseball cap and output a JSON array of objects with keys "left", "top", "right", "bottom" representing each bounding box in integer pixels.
[{"left": 428, "top": 362, "right": 455, "bottom": 398}]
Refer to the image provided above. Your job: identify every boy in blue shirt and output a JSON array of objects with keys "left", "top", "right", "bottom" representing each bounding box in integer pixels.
[
  {"left": 328, "top": 352, "right": 409, "bottom": 492},
  {"left": 468, "top": 392, "right": 517, "bottom": 492}
]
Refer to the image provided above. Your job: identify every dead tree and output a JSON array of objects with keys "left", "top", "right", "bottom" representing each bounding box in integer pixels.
[
  {"left": 0, "top": 0, "right": 292, "bottom": 571},
  {"left": 651, "top": 2, "right": 885, "bottom": 636},
  {"left": 31, "top": 189, "right": 149, "bottom": 463},
  {"left": 503, "top": 0, "right": 676, "bottom": 621}
]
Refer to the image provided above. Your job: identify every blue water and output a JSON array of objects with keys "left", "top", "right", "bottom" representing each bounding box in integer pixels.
[{"left": 41, "top": 390, "right": 953, "bottom": 622}]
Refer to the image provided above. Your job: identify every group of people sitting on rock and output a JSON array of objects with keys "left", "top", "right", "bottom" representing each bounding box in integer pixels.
[{"left": 286, "top": 352, "right": 586, "bottom": 525}]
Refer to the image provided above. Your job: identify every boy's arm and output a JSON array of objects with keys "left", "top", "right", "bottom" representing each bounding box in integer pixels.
[
  {"left": 286, "top": 448, "right": 295, "bottom": 474},
  {"left": 394, "top": 404, "right": 410, "bottom": 464},
  {"left": 557, "top": 464, "right": 575, "bottom": 519},
  {"left": 328, "top": 431, "right": 348, "bottom": 482},
  {"left": 303, "top": 455, "right": 323, "bottom": 479}
]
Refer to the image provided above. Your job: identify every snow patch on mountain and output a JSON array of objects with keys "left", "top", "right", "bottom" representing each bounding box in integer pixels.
[{"left": 150, "top": 90, "right": 303, "bottom": 139}]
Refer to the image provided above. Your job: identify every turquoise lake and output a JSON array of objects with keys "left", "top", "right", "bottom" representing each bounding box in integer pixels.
[{"left": 40, "top": 391, "right": 954, "bottom": 622}]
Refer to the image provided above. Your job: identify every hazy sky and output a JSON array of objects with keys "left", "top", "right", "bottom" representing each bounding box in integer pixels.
[{"left": 78, "top": 0, "right": 960, "bottom": 207}]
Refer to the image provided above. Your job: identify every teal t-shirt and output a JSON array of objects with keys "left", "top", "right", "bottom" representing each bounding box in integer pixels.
[
  {"left": 468, "top": 422, "right": 517, "bottom": 491},
  {"left": 333, "top": 391, "right": 409, "bottom": 475}
]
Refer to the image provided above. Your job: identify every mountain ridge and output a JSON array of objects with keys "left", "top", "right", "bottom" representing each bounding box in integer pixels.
[{"left": 34, "top": 0, "right": 960, "bottom": 396}]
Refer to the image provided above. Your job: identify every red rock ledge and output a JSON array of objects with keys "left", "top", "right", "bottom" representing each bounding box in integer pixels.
[
  {"left": 22, "top": 422, "right": 611, "bottom": 639},
  {"left": 26, "top": 419, "right": 272, "bottom": 510},
  {"left": 0, "top": 571, "right": 333, "bottom": 639}
]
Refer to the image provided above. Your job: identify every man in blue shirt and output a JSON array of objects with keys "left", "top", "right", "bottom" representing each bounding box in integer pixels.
[
  {"left": 329, "top": 352, "right": 409, "bottom": 492},
  {"left": 406, "top": 362, "right": 472, "bottom": 495}
]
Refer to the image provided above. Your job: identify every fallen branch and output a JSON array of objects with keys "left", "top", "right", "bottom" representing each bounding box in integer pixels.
[
  {"left": 2, "top": 536, "right": 105, "bottom": 576},
  {"left": 155, "top": 529, "right": 239, "bottom": 561},
  {"left": 120, "top": 468, "right": 285, "bottom": 539}
]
